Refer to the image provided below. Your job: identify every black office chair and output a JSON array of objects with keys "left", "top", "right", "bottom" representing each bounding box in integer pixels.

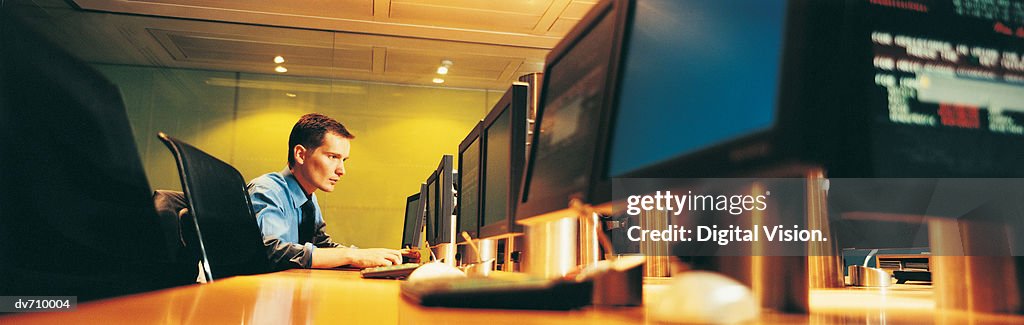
[{"left": 158, "top": 132, "right": 271, "bottom": 281}]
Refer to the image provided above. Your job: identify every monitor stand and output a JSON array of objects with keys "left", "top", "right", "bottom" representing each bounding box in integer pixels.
[
  {"left": 458, "top": 238, "right": 498, "bottom": 276},
  {"left": 519, "top": 211, "right": 581, "bottom": 279}
]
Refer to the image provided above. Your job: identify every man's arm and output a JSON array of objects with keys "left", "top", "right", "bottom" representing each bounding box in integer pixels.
[
  {"left": 310, "top": 247, "right": 403, "bottom": 268},
  {"left": 311, "top": 221, "right": 342, "bottom": 248}
]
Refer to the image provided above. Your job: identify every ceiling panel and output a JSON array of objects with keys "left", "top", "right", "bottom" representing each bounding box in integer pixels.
[
  {"left": 385, "top": 50, "right": 509, "bottom": 80},
  {"left": 548, "top": 18, "right": 582, "bottom": 35},
  {"left": 13, "top": 0, "right": 595, "bottom": 90},
  {"left": 133, "top": 0, "right": 375, "bottom": 19},
  {"left": 151, "top": 30, "right": 374, "bottom": 72},
  {"left": 391, "top": 0, "right": 553, "bottom": 15},
  {"left": 387, "top": 2, "right": 541, "bottom": 32},
  {"left": 72, "top": 0, "right": 580, "bottom": 48},
  {"left": 561, "top": 1, "right": 598, "bottom": 19}
]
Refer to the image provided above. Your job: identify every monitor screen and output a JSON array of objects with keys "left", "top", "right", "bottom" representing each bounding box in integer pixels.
[
  {"left": 517, "top": 2, "right": 620, "bottom": 220},
  {"left": 606, "top": 0, "right": 786, "bottom": 177},
  {"left": 855, "top": 0, "right": 1024, "bottom": 176},
  {"left": 483, "top": 108, "right": 511, "bottom": 231},
  {"left": 402, "top": 193, "right": 422, "bottom": 248},
  {"left": 458, "top": 129, "right": 482, "bottom": 242}
]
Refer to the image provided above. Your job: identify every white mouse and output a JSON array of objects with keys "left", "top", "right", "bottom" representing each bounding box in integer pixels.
[
  {"left": 406, "top": 262, "right": 466, "bottom": 282},
  {"left": 650, "top": 271, "right": 759, "bottom": 324}
]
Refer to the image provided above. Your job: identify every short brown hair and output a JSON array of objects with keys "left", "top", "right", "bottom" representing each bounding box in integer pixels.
[{"left": 287, "top": 113, "right": 354, "bottom": 167}]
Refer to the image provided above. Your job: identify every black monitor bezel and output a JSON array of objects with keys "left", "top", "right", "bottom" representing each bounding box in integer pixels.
[
  {"left": 456, "top": 122, "right": 483, "bottom": 243},
  {"left": 423, "top": 169, "right": 439, "bottom": 245},
  {"left": 401, "top": 191, "right": 423, "bottom": 248},
  {"left": 516, "top": 0, "right": 623, "bottom": 221},
  {"left": 414, "top": 183, "right": 429, "bottom": 247},
  {"left": 433, "top": 155, "right": 456, "bottom": 244},
  {"left": 480, "top": 83, "right": 529, "bottom": 238}
]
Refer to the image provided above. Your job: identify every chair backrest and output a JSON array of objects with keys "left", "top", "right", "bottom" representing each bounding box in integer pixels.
[{"left": 158, "top": 132, "right": 270, "bottom": 281}]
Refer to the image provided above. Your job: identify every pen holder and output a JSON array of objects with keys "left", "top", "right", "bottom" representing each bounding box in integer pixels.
[
  {"left": 462, "top": 258, "right": 496, "bottom": 277},
  {"left": 848, "top": 265, "right": 892, "bottom": 287}
]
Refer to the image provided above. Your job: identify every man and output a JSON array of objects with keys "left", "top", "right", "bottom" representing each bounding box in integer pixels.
[{"left": 248, "top": 113, "right": 403, "bottom": 269}]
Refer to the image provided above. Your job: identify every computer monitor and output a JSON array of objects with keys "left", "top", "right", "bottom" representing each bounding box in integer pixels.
[
  {"left": 834, "top": 0, "right": 1024, "bottom": 177},
  {"left": 587, "top": 0, "right": 810, "bottom": 202},
  {"left": 480, "top": 83, "right": 530, "bottom": 238},
  {"left": 402, "top": 190, "right": 424, "bottom": 248},
  {"left": 516, "top": 0, "right": 626, "bottom": 220},
  {"left": 824, "top": 0, "right": 1024, "bottom": 249},
  {"left": 602, "top": 0, "right": 789, "bottom": 175},
  {"left": 415, "top": 182, "right": 429, "bottom": 245},
  {"left": 425, "top": 155, "right": 455, "bottom": 245},
  {"left": 517, "top": 0, "right": 850, "bottom": 213},
  {"left": 457, "top": 123, "right": 482, "bottom": 243},
  {"left": 0, "top": 16, "right": 190, "bottom": 299},
  {"left": 424, "top": 170, "right": 438, "bottom": 245}
]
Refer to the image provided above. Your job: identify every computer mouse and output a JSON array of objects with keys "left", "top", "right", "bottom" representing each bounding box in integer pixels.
[
  {"left": 406, "top": 262, "right": 466, "bottom": 282},
  {"left": 650, "top": 271, "right": 759, "bottom": 324}
]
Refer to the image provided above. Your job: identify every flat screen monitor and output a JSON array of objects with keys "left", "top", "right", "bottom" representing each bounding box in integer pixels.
[
  {"left": 584, "top": 0, "right": 814, "bottom": 203},
  {"left": 401, "top": 191, "right": 423, "bottom": 248},
  {"left": 605, "top": 0, "right": 786, "bottom": 177},
  {"left": 457, "top": 123, "right": 482, "bottom": 243},
  {"left": 841, "top": 0, "right": 1024, "bottom": 177},
  {"left": 516, "top": 0, "right": 623, "bottom": 221},
  {"left": 825, "top": 0, "right": 1024, "bottom": 250},
  {"left": 481, "top": 84, "right": 529, "bottom": 238},
  {"left": 427, "top": 155, "right": 455, "bottom": 244},
  {"left": 424, "top": 170, "right": 438, "bottom": 245}
]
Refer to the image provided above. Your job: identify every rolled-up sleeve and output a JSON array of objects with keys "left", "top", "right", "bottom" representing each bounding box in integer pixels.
[{"left": 249, "top": 186, "right": 315, "bottom": 269}]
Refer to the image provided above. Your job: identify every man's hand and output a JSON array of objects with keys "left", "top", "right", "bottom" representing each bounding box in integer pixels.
[
  {"left": 401, "top": 249, "right": 421, "bottom": 263},
  {"left": 311, "top": 247, "right": 402, "bottom": 269},
  {"left": 345, "top": 248, "right": 403, "bottom": 268}
]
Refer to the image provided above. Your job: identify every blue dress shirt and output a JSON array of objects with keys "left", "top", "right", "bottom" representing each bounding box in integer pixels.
[{"left": 248, "top": 168, "right": 342, "bottom": 269}]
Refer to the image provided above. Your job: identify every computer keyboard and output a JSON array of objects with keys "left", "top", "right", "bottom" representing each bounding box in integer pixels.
[
  {"left": 360, "top": 263, "right": 422, "bottom": 279},
  {"left": 400, "top": 276, "right": 592, "bottom": 310}
]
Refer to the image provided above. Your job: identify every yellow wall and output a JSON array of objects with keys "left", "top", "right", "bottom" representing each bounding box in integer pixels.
[{"left": 96, "top": 64, "right": 504, "bottom": 248}]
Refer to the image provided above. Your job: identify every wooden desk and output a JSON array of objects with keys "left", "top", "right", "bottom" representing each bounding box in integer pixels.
[{"left": 4, "top": 269, "right": 1024, "bottom": 324}]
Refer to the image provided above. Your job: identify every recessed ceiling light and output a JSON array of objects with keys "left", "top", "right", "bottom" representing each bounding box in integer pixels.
[
  {"left": 437, "top": 59, "right": 453, "bottom": 75},
  {"left": 285, "top": 92, "right": 297, "bottom": 98},
  {"left": 275, "top": 66, "right": 288, "bottom": 73},
  {"left": 274, "top": 55, "right": 285, "bottom": 64},
  {"left": 432, "top": 78, "right": 445, "bottom": 84}
]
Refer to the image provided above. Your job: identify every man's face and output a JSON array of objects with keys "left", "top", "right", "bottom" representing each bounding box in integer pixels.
[{"left": 294, "top": 132, "right": 350, "bottom": 194}]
